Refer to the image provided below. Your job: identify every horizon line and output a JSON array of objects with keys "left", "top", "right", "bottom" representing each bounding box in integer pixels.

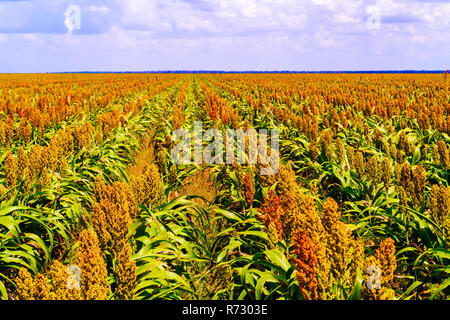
[{"left": 0, "top": 70, "right": 448, "bottom": 74}]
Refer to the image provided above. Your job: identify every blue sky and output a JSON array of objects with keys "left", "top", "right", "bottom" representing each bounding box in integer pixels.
[{"left": 0, "top": 0, "right": 448, "bottom": 72}]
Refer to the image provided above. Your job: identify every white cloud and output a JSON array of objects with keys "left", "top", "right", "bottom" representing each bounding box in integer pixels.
[
  {"left": 314, "top": 26, "right": 337, "bottom": 47},
  {"left": 0, "top": 0, "right": 449, "bottom": 71},
  {"left": 311, "top": 0, "right": 337, "bottom": 10},
  {"left": 335, "top": 13, "right": 361, "bottom": 23},
  {"left": 87, "top": 6, "right": 110, "bottom": 14}
]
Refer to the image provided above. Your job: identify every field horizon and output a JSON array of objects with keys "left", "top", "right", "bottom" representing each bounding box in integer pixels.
[{"left": 1, "top": 70, "right": 448, "bottom": 74}]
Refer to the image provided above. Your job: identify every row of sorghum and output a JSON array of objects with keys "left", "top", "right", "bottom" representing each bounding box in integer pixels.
[
  {"left": 257, "top": 163, "right": 398, "bottom": 300},
  {"left": 435, "top": 140, "right": 450, "bottom": 168},
  {"left": 343, "top": 142, "right": 431, "bottom": 209},
  {"left": 429, "top": 185, "right": 449, "bottom": 238},
  {"left": 92, "top": 179, "right": 137, "bottom": 300},
  {"left": 14, "top": 156, "right": 166, "bottom": 300},
  {"left": 291, "top": 230, "right": 318, "bottom": 300},
  {"left": 96, "top": 109, "right": 125, "bottom": 140},
  {"left": 243, "top": 173, "right": 255, "bottom": 208},
  {"left": 73, "top": 122, "right": 95, "bottom": 151},
  {"left": 291, "top": 195, "right": 332, "bottom": 300},
  {"left": 258, "top": 190, "right": 283, "bottom": 246},
  {"left": 130, "top": 163, "right": 165, "bottom": 210},
  {"left": 200, "top": 81, "right": 241, "bottom": 128},
  {"left": 15, "top": 229, "right": 109, "bottom": 300},
  {"left": 171, "top": 79, "right": 189, "bottom": 130},
  {"left": 362, "top": 238, "right": 397, "bottom": 300},
  {"left": 92, "top": 179, "right": 137, "bottom": 253},
  {"left": 2, "top": 127, "right": 74, "bottom": 191},
  {"left": 393, "top": 162, "right": 429, "bottom": 208},
  {"left": 0, "top": 112, "right": 51, "bottom": 147},
  {"left": 91, "top": 159, "right": 165, "bottom": 299},
  {"left": 322, "top": 198, "right": 364, "bottom": 294}
]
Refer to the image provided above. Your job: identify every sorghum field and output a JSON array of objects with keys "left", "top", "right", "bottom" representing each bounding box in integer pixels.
[{"left": 0, "top": 73, "right": 448, "bottom": 300}]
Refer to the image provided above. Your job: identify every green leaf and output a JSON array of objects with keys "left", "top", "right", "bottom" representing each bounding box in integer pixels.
[
  {"left": 255, "top": 272, "right": 278, "bottom": 300},
  {"left": 349, "top": 271, "right": 364, "bottom": 300},
  {"left": 0, "top": 280, "right": 7, "bottom": 300},
  {"left": 430, "top": 278, "right": 450, "bottom": 299},
  {"left": 399, "top": 281, "right": 422, "bottom": 300},
  {"left": 265, "top": 249, "right": 291, "bottom": 272}
]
